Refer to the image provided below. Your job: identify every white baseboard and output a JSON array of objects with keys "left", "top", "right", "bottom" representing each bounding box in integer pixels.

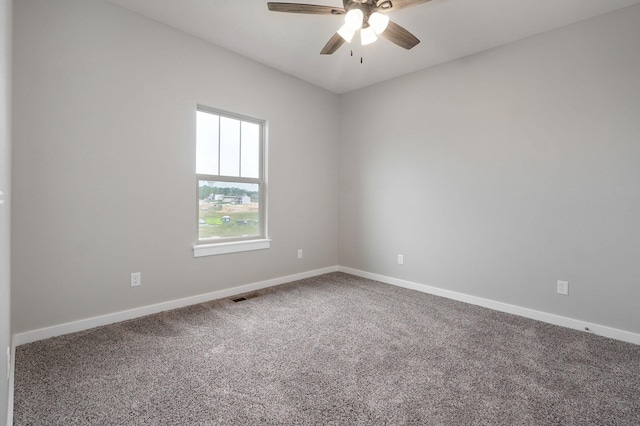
[
  {"left": 13, "top": 266, "right": 338, "bottom": 346},
  {"left": 13, "top": 264, "right": 639, "bottom": 347},
  {"left": 338, "top": 266, "right": 640, "bottom": 346}
]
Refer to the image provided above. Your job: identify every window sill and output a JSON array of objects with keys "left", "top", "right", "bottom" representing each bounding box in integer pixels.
[{"left": 193, "top": 239, "right": 271, "bottom": 257}]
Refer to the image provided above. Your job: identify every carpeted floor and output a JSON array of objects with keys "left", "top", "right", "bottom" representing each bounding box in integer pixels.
[{"left": 13, "top": 272, "right": 640, "bottom": 425}]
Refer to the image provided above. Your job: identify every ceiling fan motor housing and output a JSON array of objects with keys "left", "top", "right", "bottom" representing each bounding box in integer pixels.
[
  {"left": 344, "top": 0, "right": 374, "bottom": 22},
  {"left": 352, "top": 0, "right": 393, "bottom": 8}
]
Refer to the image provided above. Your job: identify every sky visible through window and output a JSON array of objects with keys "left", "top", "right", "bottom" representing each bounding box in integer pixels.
[{"left": 196, "top": 111, "right": 259, "bottom": 178}]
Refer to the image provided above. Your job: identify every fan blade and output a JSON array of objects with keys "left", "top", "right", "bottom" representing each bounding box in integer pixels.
[
  {"left": 381, "top": 20, "right": 420, "bottom": 50},
  {"left": 320, "top": 32, "right": 346, "bottom": 54},
  {"left": 267, "top": 2, "right": 345, "bottom": 14},
  {"left": 377, "top": 0, "right": 432, "bottom": 12}
]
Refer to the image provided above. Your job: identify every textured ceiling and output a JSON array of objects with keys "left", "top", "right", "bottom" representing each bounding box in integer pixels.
[{"left": 107, "top": 0, "right": 640, "bottom": 94}]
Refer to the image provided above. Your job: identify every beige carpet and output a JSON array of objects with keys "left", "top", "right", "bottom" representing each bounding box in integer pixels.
[{"left": 13, "top": 272, "right": 640, "bottom": 424}]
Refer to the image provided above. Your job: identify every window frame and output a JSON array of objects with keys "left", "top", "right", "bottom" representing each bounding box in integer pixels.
[{"left": 193, "top": 105, "right": 270, "bottom": 257}]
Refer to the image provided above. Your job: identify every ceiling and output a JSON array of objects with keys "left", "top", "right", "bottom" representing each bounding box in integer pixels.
[{"left": 107, "top": 0, "right": 640, "bottom": 94}]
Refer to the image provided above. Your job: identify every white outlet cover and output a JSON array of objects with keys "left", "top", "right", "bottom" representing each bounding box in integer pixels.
[
  {"left": 131, "top": 272, "right": 141, "bottom": 287},
  {"left": 557, "top": 280, "right": 569, "bottom": 295}
]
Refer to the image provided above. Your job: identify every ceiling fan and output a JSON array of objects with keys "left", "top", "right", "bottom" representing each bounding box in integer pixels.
[{"left": 267, "top": 0, "right": 432, "bottom": 55}]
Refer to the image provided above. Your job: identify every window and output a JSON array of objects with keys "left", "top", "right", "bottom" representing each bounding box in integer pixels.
[{"left": 193, "top": 106, "right": 269, "bottom": 257}]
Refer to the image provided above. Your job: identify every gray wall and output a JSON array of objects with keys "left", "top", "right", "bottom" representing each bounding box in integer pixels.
[
  {"left": 1, "top": 0, "right": 11, "bottom": 421},
  {"left": 338, "top": 5, "right": 640, "bottom": 334},
  {"left": 12, "top": 0, "right": 339, "bottom": 333}
]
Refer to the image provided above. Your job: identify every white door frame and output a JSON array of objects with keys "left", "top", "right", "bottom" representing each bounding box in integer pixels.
[{"left": 1, "top": 0, "right": 13, "bottom": 423}]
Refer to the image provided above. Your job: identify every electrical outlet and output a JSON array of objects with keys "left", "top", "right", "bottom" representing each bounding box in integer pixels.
[
  {"left": 557, "top": 280, "right": 569, "bottom": 296},
  {"left": 131, "top": 272, "right": 141, "bottom": 287},
  {"left": 398, "top": 254, "right": 404, "bottom": 265},
  {"left": 297, "top": 249, "right": 303, "bottom": 259}
]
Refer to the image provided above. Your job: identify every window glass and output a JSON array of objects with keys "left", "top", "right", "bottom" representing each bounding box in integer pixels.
[
  {"left": 241, "top": 121, "right": 260, "bottom": 179},
  {"left": 219, "top": 116, "right": 241, "bottom": 177},
  {"left": 196, "top": 111, "right": 219, "bottom": 175},
  {"left": 198, "top": 181, "right": 260, "bottom": 240}
]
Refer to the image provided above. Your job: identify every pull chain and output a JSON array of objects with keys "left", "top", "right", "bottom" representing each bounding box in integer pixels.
[{"left": 348, "top": 46, "right": 364, "bottom": 63}]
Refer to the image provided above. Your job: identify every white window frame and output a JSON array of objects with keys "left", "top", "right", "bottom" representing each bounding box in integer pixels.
[{"left": 193, "top": 106, "right": 270, "bottom": 257}]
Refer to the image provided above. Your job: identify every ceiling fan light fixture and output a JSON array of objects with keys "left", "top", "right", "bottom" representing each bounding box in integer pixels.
[
  {"left": 360, "top": 26, "right": 377, "bottom": 45},
  {"left": 266, "top": 0, "right": 423, "bottom": 55},
  {"left": 369, "top": 12, "right": 389, "bottom": 34},
  {"left": 344, "top": 9, "right": 364, "bottom": 30},
  {"left": 337, "top": 24, "right": 356, "bottom": 43}
]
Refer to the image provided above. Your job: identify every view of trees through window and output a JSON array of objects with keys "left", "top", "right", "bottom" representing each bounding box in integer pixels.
[{"left": 198, "top": 180, "right": 260, "bottom": 239}]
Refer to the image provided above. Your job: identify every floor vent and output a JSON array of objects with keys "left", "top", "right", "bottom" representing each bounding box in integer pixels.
[{"left": 232, "top": 294, "right": 259, "bottom": 303}]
